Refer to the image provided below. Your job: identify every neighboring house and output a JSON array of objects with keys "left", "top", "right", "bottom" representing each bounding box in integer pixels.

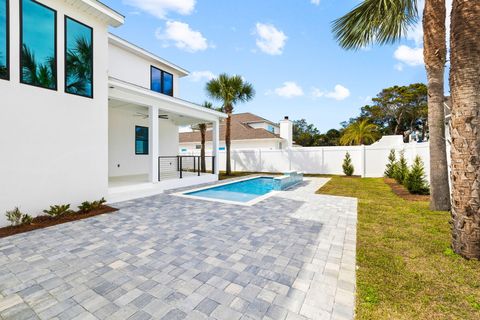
[
  {"left": 0, "top": 0, "right": 226, "bottom": 226},
  {"left": 179, "top": 113, "right": 294, "bottom": 152}
]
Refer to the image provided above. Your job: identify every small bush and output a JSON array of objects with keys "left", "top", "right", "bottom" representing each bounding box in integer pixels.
[
  {"left": 405, "top": 156, "right": 430, "bottom": 195},
  {"left": 342, "top": 152, "right": 354, "bottom": 176},
  {"left": 78, "top": 198, "right": 107, "bottom": 213},
  {"left": 43, "top": 204, "right": 72, "bottom": 217},
  {"left": 384, "top": 149, "right": 397, "bottom": 178},
  {"left": 5, "top": 207, "right": 32, "bottom": 226},
  {"left": 393, "top": 150, "right": 409, "bottom": 184}
]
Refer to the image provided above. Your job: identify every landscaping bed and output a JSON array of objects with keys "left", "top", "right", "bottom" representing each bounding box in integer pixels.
[
  {"left": 384, "top": 177, "right": 430, "bottom": 202},
  {"left": 0, "top": 205, "right": 118, "bottom": 239},
  {"left": 318, "top": 176, "right": 480, "bottom": 320}
]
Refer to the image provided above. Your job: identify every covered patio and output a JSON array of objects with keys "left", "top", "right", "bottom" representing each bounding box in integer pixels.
[{"left": 107, "top": 77, "right": 226, "bottom": 200}]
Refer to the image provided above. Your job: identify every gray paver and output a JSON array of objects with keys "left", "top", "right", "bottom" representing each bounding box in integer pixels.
[{"left": 0, "top": 177, "right": 357, "bottom": 319}]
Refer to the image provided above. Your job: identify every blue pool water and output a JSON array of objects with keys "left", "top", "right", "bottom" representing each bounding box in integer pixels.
[{"left": 186, "top": 177, "right": 276, "bottom": 203}]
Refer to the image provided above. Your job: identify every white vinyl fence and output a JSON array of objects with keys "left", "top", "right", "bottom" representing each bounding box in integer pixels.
[{"left": 182, "top": 142, "right": 430, "bottom": 179}]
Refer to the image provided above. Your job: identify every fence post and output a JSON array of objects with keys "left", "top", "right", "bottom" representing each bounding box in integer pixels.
[
  {"left": 198, "top": 156, "right": 200, "bottom": 176},
  {"left": 361, "top": 145, "right": 366, "bottom": 177},
  {"left": 179, "top": 157, "right": 183, "bottom": 179}
]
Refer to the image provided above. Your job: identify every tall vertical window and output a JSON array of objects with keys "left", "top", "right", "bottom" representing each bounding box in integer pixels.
[
  {"left": 20, "top": 0, "right": 56, "bottom": 90},
  {"left": 0, "top": 0, "right": 8, "bottom": 80},
  {"left": 65, "top": 17, "right": 93, "bottom": 98},
  {"left": 135, "top": 126, "right": 149, "bottom": 155},
  {"left": 150, "top": 66, "right": 173, "bottom": 96}
]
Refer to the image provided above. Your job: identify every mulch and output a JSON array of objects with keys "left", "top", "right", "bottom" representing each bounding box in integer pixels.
[
  {"left": 0, "top": 206, "right": 118, "bottom": 239},
  {"left": 384, "top": 178, "right": 430, "bottom": 202}
]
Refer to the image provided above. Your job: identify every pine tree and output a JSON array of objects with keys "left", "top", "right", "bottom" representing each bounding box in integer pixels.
[
  {"left": 384, "top": 149, "right": 397, "bottom": 178},
  {"left": 342, "top": 152, "right": 354, "bottom": 176},
  {"left": 393, "top": 150, "right": 409, "bottom": 184},
  {"left": 405, "top": 156, "right": 430, "bottom": 195}
]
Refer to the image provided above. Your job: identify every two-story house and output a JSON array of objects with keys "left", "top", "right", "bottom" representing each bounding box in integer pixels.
[
  {"left": 179, "top": 113, "right": 294, "bottom": 152},
  {"left": 0, "top": 0, "right": 226, "bottom": 226}
]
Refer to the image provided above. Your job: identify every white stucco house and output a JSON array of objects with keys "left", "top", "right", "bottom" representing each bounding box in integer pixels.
[
  {"left": 0, "top": 0, "right": 226, "bottom": 226},
  {"left": 179, "top": 113, "right": 294, "bottom": 152}
]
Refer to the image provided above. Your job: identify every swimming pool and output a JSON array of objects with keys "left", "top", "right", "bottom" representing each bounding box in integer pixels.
[{"left": 178, "top": 174, "right": 303, "bottom": 205}]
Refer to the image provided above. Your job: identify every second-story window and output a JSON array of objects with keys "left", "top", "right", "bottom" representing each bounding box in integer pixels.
[
  {"left": 20, "top": 0, "right": 57, "bottom": 90},
  {"left": 65, "top": 17, "right": 93, "bottom": 98},
  {"left": 150, "top": 66, "right": 173, "bottom": 96},
  {"left": 0, "top": 0, "right": 9, "bottom": 80}
]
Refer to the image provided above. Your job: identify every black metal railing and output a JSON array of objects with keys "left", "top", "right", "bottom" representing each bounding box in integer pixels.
[{"left": 158, "top": 155, "right": 215, "bottom": 181}]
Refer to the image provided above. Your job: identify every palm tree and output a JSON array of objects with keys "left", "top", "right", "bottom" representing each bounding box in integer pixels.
[
  {"left": 340, "top": 119, "right": 378, "bottom": 145},
  {"left": 192, "top": 102, "right": 215, "bottom": 172},
  {"left": 66, "top": 36, "right": 93, "bottom": 95},
  {"left": 0, "top": 52, "right": 6, "bottom": 78},
  {"left": 448, "top": 1, "right": 480, "bottom": 259},
  {"left": 332, "top": 0, "right": 451, "bottom": 211},
  {"left": 21, "top": 44, "right": 56, "bottom": 88},
  {"left": 206, "top": 74, "right": 255, "bottom": 175}
]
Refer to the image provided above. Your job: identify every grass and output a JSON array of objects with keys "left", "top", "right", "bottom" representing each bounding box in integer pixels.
[{"left": 318, "top": 177, "right": 480, "bottom": 319}]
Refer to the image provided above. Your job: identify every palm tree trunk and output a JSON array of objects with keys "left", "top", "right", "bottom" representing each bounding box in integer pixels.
[
  {"left": 423, "top": 0, "right": 451, "bottom": 211},
  {"left": 200, "top": 127, "right": 206, "bottom": 173},
  {"left": 449, "top": 0, "right": 480, "bottom": 259},
  {"left": 225, "top": 113, "right": 232, "bottom": 175}
]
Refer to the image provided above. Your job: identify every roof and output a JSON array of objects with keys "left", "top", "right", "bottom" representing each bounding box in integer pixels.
[
  {"left": 108, "top": 34, "right": 190, "bottom": 77},
  {"left": 180, "top": 113, "right": 282, "bottom": 143},
  {"left": 66, "top": 0, "right": 125, "bottom": 27}
]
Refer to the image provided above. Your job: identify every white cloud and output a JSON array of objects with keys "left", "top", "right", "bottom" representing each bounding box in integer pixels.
[
  {"left": 271, "top": 82, "right": 304, "bottom": 98},
  {"left": 312, "top": 85, "right": 350, "bottom": 101},
  {"left": 254, "top": 23, "right": 288, "bottom": 55},
  {"left": 155, "top": 21, "right": 210, "bottom": 52},
  {"left": 189, "top": 70, "right": 216, "bottom": 82},
  {"left": 123, "top": 0, "right": 196, "bottom": 19},
  {"left": 394, "top": 45, "right": 424, "bottom": 66},
  {"left": 394, "top": 63, "right": 404, "bottom": 71},
  {"left": 310, "top": 0, "right": 320, "bottom": 5}
]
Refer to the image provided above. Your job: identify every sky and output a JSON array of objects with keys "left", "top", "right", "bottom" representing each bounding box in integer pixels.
[{"left": 101, "top": 0, "right": 437, "bottom": 132}]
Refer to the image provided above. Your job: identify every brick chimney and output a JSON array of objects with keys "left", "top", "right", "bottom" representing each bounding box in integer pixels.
[{"left": 280, "top": 116, "right": 293, "bottom": 148}]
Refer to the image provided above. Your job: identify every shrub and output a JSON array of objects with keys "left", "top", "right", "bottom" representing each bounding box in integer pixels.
[
  {"left": 78, "top": 198, "right": 107, "bottom": 213},
  {"left": 384, "top": 149, "right": 397, "bottom": 178},
  {"left": 43, "top": 204, "right": 72, "bottom": 217},
  {"left": 405, "top": 156, "right": 430, "bottom": 195},
  {"left": 393, "top": 150, "right": 409, "bottom": 184},
  {"left": 342, "top": 152, "right": 354, "bottom": 176},
  {"left": 5, "top": 207, "right": 32, "bottom": 226}
]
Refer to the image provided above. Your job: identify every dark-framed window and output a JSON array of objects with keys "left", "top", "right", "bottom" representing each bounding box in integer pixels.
[
  {"left": 150, "top": 66, "right": 173, "bottom": 96},
  {"left": 20, "top": 0, "right": 57, "bottom": 90},
  {"left": 135, "top": 126, "right": 149, "bottom": 155},
  {"left": 65, "top": 16, "right": 93, "bottom": 98},
  {"left": 0, "top": 0, "right": 9, "bottom": 80}
]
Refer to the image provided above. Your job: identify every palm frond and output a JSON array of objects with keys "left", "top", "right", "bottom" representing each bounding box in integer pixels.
[{"left": 332, "top": 0, "right": 418, "bottom": 50}]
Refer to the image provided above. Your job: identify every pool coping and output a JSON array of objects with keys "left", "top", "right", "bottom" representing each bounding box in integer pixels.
[{"left": 171, "top": 176, "right": 284, "bottom": 206}]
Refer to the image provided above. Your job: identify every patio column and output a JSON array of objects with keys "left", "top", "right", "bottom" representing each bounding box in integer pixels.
[
  {"left": 212, "top": 119, "right": 220, "bottom": 175},
  {"left": 149, "top": 106, "right": 159, "bottom": 183}
]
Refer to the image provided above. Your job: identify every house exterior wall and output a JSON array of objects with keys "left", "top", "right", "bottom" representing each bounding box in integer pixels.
[
  {"left": 0, "top": 0, "right": 111, "bottom": 226},
  {"left": 108, "top": 43, "right": 181, "bottom": 96},
  {"left": 248, "top": 122, "right": 279, "bottom": 134},
  {"left": 108, "top": 107, "right": 179, "bottom": 177}
]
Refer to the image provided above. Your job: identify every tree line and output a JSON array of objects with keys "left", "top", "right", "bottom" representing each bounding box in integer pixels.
[{"left": 292, "top": 83, "right": 428, "bottom": 147}]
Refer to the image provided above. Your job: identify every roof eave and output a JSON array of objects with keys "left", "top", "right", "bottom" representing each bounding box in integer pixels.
[{"left": 77, "top": 0, "right": 125, "bottom": 27}]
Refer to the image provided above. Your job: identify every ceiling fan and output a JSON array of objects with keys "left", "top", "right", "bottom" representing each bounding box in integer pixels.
[{"left": 134, "top": 112, "right": 169, "bottom": 120}]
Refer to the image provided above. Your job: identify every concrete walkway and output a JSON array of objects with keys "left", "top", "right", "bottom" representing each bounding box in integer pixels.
[{"left": 0, "top": 178, "right": 357, "bottom": 320}]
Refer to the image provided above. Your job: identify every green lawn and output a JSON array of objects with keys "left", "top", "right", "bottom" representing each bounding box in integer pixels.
[{"left": 318, "top": 177, "right": 480, "bottom": 319}]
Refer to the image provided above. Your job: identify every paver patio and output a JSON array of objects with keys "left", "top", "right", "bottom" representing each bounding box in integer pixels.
[{"left": 0, "top": 177, "right": 357, "bottom": 320}]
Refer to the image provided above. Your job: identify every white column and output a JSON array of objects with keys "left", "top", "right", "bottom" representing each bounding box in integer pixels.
[
  {"left": 212, "top": 119, "right": 220, "bottom": 175},
  {"left": 149, "top": 106, "right": 159, "bottom": 183}
]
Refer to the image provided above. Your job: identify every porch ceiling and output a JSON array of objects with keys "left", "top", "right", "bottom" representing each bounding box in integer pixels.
[
  {"left": 109, "top": 99, "right": 210, "bottom": 126},
  {"left": 108, "top": 77, "right": 226, "bottom": 126}
]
